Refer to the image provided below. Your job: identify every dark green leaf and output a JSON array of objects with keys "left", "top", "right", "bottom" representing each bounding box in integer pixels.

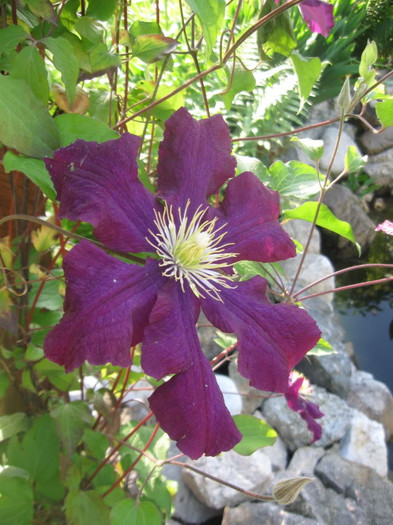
[
  {"left": 0, "top": 371, "right": 10, "bottom": 398},
  {"left": 0, "top": 476, "right": 34, "bottom": 525},
  {"left": 82, "top": 429, "right": 110, "bottom": 459},
  {"left": 257, "top": 0, "right": 296, "bottom": 57},
  {"left": 0, "top": 413, "right": 28, "bottom": 442},
  {"left": 233, "top": 414, "right": 277, "bottom": 455},
  {"left": 3, "top": 151, "right": 56, "bottom": 200},
  {"left": 65, "top": 489, "right": 111, "bottom": 525},
  {"left": 50, "top": 401, "right": 93, "bottom": 456},
  {"left": 35, "top": 478, "right": 66, "bottom": 502},
  {"left": 132, "top": 34, "right": 179, "bottom": 63},
  {"left": 11, "top": 45, "right": 49, "bottom": 104},
  {"left": 290, "top": 52, "right": 322, "bottom": 111},
  {"left": 185, "top": 0, "right": 225, "bottom": 56},
  {"left": 86, "top": 0, "right": 117, "bottom": 21},
  {"left": 110, "top": 499, "right": 162, "bottom": 525},
  {"left": 284, "top": 202, "right": 361, "bottom": 253},
  {"left": 46, "top": 36, "right": 79, "bottom": 104},
  {"left": 28, "top": 279, "right": 63, "bottom": 311},
  {"left": 55, "top": 113, "right": 118, "bottom": 146},
  {"left": 34, "top": 359, "right": 76, "bottom": 391},
  {"left": 375, "top": 99, "right": 393, "bottom": 128},
  {"left": 0, "top": 25, "right": 27, "bottom": 55},
  {"left": 0, "top": 76, "right": 60, "bottom": 157}
]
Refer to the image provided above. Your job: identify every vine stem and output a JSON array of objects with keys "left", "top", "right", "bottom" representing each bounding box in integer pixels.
[{"left": 299, "top": 275, "right": 393, "bottom": 302}]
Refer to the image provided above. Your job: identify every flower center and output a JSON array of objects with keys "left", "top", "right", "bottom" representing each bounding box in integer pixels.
[{"left": 147, "top": 201, "right": 238, "bottom": 301}]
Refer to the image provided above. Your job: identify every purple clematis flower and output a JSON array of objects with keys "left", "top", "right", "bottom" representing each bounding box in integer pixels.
[
  {"left": 275, "top": 0, "right": 334, "bottom": 37},
  {"left": 285, "top": 373, "right": 324, "bottom": 442},
  {"left": 44, "top": 107, "right": 321, "bottom": 459}
]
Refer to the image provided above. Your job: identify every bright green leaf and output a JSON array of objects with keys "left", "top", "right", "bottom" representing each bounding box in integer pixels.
[
  {"left": 375, "top": 99, "right": 393, "bottom": 128},
  {"left": 11, "top": 46, "right": 49, "bottom": 104},
  {"left": 46, "top": 36, "right": 79, "bottom": 105},
  {"left": 257, "top": 0, "right": 296, "bottom": 57},
  {"left": 185, "top": 0, "right": 225, "bottom": 56},
  {"left": 3, "top": 151, "right": 56, "bottom": 200},
  {"left": 50, "top": 401, "right": 93, "bottom": 456},
  {"left": 25, "top": 343, "right": 44, "bottom": 361},
  {"left": 54, "top": 113, "right": 118, "bottom": 146},
  {"left": 267, "top": 160, "right": 323, "bottom": 198},
  {"left": 0, "top": 476, "right": 34, "bottom": 525},
  {"left": 75, "top": 16, "right": 104, "bottom": 44},
  {"left": 291, "top": 137, "right": 324, "bottom": 163},
  {"left": 0, "top": 25, "right": 27, "bottom": 55},
  {"left": 359, "top": 40, "right": 378, "bottom": 85},
  {"left": 222, "top": 64, "right": 256, "bottom": 110},
  {"left": 0, "top": 76, "right": 60, "bottom": 157},
  {"left": 234, "top": 154, "right": 269, "bottom": 181},
  {"left": 234, "top": 260, "right": 284, "bottom": 286},
  {"left": 290, "top": 52, "right": 322, "bottom": 111},
  {"left": 110, "top": 499, "right": 162, "bottom": 525},
  {"left": 132, "top": 34, "right": 179, "bottom": 63},
  {"left": 22, "top": 369, "right": 36, "bottom": 393},
  {"left": 88, "top": 42, "right": 120, "bottom": 72},
  {"left": 65, "top": 489, "right": 111, "bottom": 525},
  {"left": 129, "top": 21, "right": 161, "bottom": 39},
  {"left": 214, "top": 330, "right": 237, "bottom": 350},
  {"left": 86, "top": 0, "right": 117, "bottom": 21},
  {"left": 344, "top": 145, "right": 368, "bottom": 173},
  {"left": 233, "top": 414, "right": 277, "bottom": 455},
  {"left": 0, "top": 413, "right": 28, "bottom": 442},
  {"left": 284, "top": 202, "right": 360, "bottom": 254},
  {"left": 307, "top": 338, "right": 336, "bottom": 357}
]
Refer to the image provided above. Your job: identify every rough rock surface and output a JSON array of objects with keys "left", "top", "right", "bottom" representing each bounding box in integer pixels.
[
  {"left": 222, "top": 502, "right": 318, "bottom": 525},
  {"left": 182, "top": 449, "right": 272, "bottom": 510},
  {"left": 364, "top": 147, "right": 393, "bottom": 190},
  {"left": 345, "top": 370, "right": 393, "bottom": 439},
  {"left": 319, "top": 124, "right": 361, "bottom": 177}
]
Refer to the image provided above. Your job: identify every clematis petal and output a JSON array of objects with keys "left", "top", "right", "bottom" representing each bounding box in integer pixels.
[
  {"left": 285, "top": 377, "right": 324, "bottom": 442},
  {"left": 45, "top": 134, "right": 157, "bottom": 253},
  {"left": 299, "top": 0, "right": 334, "bottom": 37},
  {"left": 202, "top": 277, "right": 321, "bottom": 393},
  {"left": 142, "top": 281, "right": 200, "bottom": 379},
  {"left": 44, "top": 241, "right": 166, "bottom": 371},
  {"left": 157, "top": 107, "right": 236, "bottom": 213},
  {"left": 149, "top": 353, "right": 242, "bottom": 459},
  {"left": 210, "top": 172, "right": 296, "bottom": 263}
]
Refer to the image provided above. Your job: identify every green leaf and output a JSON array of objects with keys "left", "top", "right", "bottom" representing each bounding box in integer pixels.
[
  {"left": 0, "top": 371, "right": 10, "bottom": 398},
  {"left": 0, "top": 25, "right": 27, "bottom": 55},
  {"left": 28, "top": 279, "right": 63, "bottom": 311},
  {"left": 267, "top": 160, "right": 323, "bottom": 198},
  {"left": 359, "top": 40, "right": 377, "bottom": 86},
  {"left": 88, "top": 42, "right": 120, "bottom": 72},
  {"left": 214, "top": 330, "right": 237, "bottom": 350},
  {"left": 0, "top": 76, "right": 60, "bottom": 157},
  {"left": 233, "top": 414, "right": 277, "bottom": 455},
  {"left": 10, "top": 45, "right": 49, "bottom": 104},
  {"left": 10, "top": 414, "right": 60, "bottom": 483},
  {"left": 129, "top": 21, "right": 161, "bottom": 39},
  {"left": 0, "top": 413, "right": 28, "bottom": 442},
  {"left": 110, "top": 499, "right": 162, "bottom": 525},
  {"left": 25, "top": 343, "right": 44, "bottom": 361},
  {"left": 344, "top": 145, "right": 368, "bottom": 173},
  {"left": 234, "top": 260, "right": 284, "bottom": 286},
  {"left": 82, "top": 428, "right": 110, "bottom": 460},
  {"left": 22, "top": 369, "right": 36, "bottom": 393},
  {"left": 234, "top": 154, "right": 269, "bottom": 181},
  {"left": 3, "top": 151, "right": 56, "bottom": 200},
  {"left": 34, "top": 359, "right": 76, "bottom": 391},
  {"left": 35, "top": 478, "right": 66, "bottom": 502},
  {"left": 284, "top": 202, "right": 360, "bottom": 254},
  {"left": 221, "top": 63, "right": 256, "bottom": 110},
  {"left": 375, "top": 99, "right": 393, "bottom": 128},
  {"left": 46, "top": 36, "right": 79, "bottom": 105},
  {"left": 185, "top": 0, "right": 225, "bottom": 56},
  {"left": 290, "top": 52, "right": 322, "bottom": 111},
  {"left": 50, "top": 401, "right": 93, "bottom": 456},
  {"left": 0, "top": 476, "right": 34, "bottom": 525},
  {"left": 291, "top": 137, "right": 324, "bottom": 163},
  {"left": 132, "top": 34, "right": 179, "bottom": 63},
  {"left": 75, "top": 16, "right": 104, "bottom": 44},
  {"left": 257, "top": 0, "right": 296, "bottom": 57},
  {"left": 66, "top": 489, "right": 111, "bottom": 525},
  {"left": 25, "top": 0, "right": 57, "bottom": 22},
  {"left": 86, "top": 0, "right": 117, "bottom": 21},
  {"left": 307, "top": 338, "right": 336, "bottom": 357},
  {"left": 55, "top": 113, "right": 118, "bottom": 146}
]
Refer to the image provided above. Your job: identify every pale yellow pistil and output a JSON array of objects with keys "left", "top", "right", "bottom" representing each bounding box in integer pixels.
[{"left": 147, "top": 201, "right": 238, "bottom": 301}]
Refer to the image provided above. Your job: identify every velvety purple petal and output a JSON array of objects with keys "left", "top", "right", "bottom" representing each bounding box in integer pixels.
[
  {"left": 209, "top": 172, "right": 296, "bottom": 263},
  {"left": 44, "top": 241, "right": 166, "bottom": 371},
  {"left": 285, "top": 377, "right": 324, "bottom": 442},
  {"left": 157, "top": 107, "right": 236, "bottom": 213},
  {"left": 149, "top": 355, "right": 241, "bottom": 459},
  {"left": 299, "top": 0, "right": 334, "bottom": 37},
  {"left": 202, "top": 277, "right": 321, "bottom": 393},
  {"left": 45, "top": 134, "right": 157, "bottom": 253},
  {"left": 142, "top": 281, "right": 200, "bottom": 379}
]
